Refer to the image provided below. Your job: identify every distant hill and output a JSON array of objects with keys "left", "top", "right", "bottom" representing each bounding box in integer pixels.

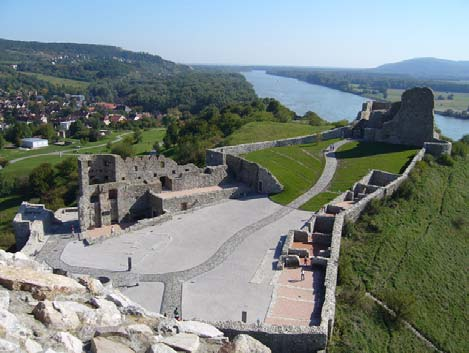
[
  {"left": 373, "top": 57, "right": 469, "bottom": 80},
  {"left": 0, "top": 38, "right": 256, "bottom": 112}
]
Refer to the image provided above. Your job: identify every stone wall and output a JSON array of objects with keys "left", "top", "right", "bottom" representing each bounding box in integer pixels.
[
  {"left": 152, "top": 186, "right": 242, "bottom": 215},
  {"left": 206, "top": 126, "right": 350, "bottom": 166},
  {"left": 424, "top": 141, "right": 452, "bottom": 156},
  {"left": 78, "top": 154, "right": 231, "bottom": 232},
  {"left": 13, "top": 202, "right": 57, "bottom": 251},
  {"left": 215, "top": 319, "right": 327, "bottom": 353},
  {"left": 225, "top": 154, "right": 283, "bottom": 194}
]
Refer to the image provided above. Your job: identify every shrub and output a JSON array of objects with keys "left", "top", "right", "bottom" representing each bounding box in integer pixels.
[
  {"left": 342, "top": 221, "right": 355, "bottom": 238},
  {"left": 0, "top": 157, "right": 8, "bottom": 168},
  {"left": 451, "top": 141, "right": 468, "bottom": 159},
  {"left": 393, "top": 179, "right": 414, "bottom": 200},
  {"left": 365, "top": 220, "right": 381, "bottom": 233},
  {"left": 365, "top": 198, "right": 382, "bottom": 216},
  {"left": 111, "top": 142, "right": 135, "bottom": 159},
  {"left": 382, "top": 289, "right": 415, "bottom": 324},
  {"left": 422, "top": 153, "right": 435, "bottom": 165},
  {"left": 437, "top": 154, "right": 454, "bottom": 166},
  {"left": 451, "top": 216, "right": 466, "bottom": 230}
]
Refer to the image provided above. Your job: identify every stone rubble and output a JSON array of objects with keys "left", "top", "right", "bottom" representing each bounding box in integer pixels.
[{"left": 0, "top": 249, "right": 270, "bottom": 353}]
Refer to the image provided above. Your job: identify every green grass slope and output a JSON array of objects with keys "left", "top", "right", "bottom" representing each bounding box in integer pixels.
[
  {"left": 301, "top": 141, "right": 419, "bottom": 211},
  {"left": 224, "top": 121, "right": 333, "bottom": 146},
  {"left": 244, "top": 139, "right": 339, "bottom": 204},
  {"left": 330, "top": 158, "right": 469, "bottom": 353}
]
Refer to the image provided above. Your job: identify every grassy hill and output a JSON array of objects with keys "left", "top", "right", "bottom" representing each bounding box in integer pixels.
[
  {"left": 244, "top": 139, "right": 339, "bottom": 204},
  {"left": 330, "top": 157, "right": 469, "bottom": 353},
  {"left": 300, "top": 141, "right": 418, "bottom": 211},
  {"left": 0, "top": 38, "right": 256, "bottom": 112},
  {"left": 223, "top": 121, "right": 333, "bottom": 146}
]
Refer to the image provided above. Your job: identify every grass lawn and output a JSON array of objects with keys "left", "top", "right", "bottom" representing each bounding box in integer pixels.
[
  {"left": 0, "top": 131, "right": 124, "bottom": 161},
  {"left": 243, "top": 139, "right": 340, "bottom": 205},
  {"left": 134, "top": 128, "right": 166, "bottom": 155},
  {"left": 330, "top": 158, "right": 469, "bottom": 353},
  {"left": 224, "top": 121, "right": 334, "bottom": 146},
  {"left": 20, "top": 72, "right": 90, "bottom": 90},
  {"left": 0, "top": 195, "right": 22, "bottom": 250},
  {"left": 300, "top": 141, "right": 418, "bottom": 211}
]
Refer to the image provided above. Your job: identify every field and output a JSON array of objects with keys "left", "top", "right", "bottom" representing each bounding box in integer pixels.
[
  {"left": 224, "top": 121, "right": 333, "bottom": 146},
  {"left": 300, "top": 141, "right": 418, "bottom": 211},
  {"left": 243, "top": 139, "right": 340, "bottom": 204},
  {"left": 20, "top": 72, "right": 90, "bottom": 90},
  {"left": 330, "top": 158, "right": 469, "bottom": 353}
]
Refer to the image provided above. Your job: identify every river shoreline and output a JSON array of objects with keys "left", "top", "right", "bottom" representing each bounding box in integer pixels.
[
  {"left": 243, "top": 70, "right": 469, "bottom": 140},
  {"left": 266, "top": 71, "right": 469, "bottom": 121}
]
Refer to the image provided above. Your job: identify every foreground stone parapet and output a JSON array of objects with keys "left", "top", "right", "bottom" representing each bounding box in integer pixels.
[
  {"left": 0, "top": 265, "right": 86, "bottom": 300},
  {"left": 176, "top": 320, "right": 224, "bottom": 338},
  {"left": 161, "top": 333, "right": 200, "bottom": 352},
  {"left": 91, "top": 336, "right": 135, "bottom": 353}
]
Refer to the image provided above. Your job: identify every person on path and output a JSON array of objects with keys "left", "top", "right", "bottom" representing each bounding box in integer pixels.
[
  {"left": 174, "top": 307, "right": 180, "bottom": 320},
  {"left": 301, "top": 268, "right": 305, "bottom": 281},
  {"left": 304, "top": 256, "right": 308, "bottom": 266}
]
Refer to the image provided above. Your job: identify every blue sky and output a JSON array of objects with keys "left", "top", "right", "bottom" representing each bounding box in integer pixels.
[{"left": 1, "top": 0, "right": 468, "bottom": 67}]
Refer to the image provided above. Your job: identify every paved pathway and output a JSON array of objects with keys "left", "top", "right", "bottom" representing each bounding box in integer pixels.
[
  {"left": 288, "top": 139, "right": 349, "bottom": 208},
  {"left": 36, "top": 139, "right": 349, "bottom": 317},
  {"left": 9, "top": 132, "right": 131, "bottom": 164}
]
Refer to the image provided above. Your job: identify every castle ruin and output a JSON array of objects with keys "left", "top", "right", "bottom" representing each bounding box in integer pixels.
[{"left": 77, "top": 154, "right": 237, "bottom": 232}]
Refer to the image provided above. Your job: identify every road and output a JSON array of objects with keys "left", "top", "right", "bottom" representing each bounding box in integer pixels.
[{"left": 8, "top": 131, "right": 132, "bottom": 164}]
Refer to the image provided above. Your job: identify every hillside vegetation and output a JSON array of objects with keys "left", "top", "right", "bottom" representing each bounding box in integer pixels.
[
  {"left": 224, "top": 121, "right": 333, "bottom": 146},
  {"left": 330, "top": 157, "right": 469, "bottom": 353},
  {"left": 0, "top": 38, "right": 256, "bottom": 113},
  {"left": 244, "top": 139, "right": 340, "bottom": 204}
]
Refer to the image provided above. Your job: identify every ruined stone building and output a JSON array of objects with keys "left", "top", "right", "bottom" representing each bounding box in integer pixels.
[
  {"left": 77, "top": 154, "right": 235, "bottom": 231},
  {"left": 353, "top": 87, "right": 438, "bottom": 146}
]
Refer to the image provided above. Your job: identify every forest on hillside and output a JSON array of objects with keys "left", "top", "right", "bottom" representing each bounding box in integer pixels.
[{"left": 0, "top": 38, "right": 257, "bottom": 113}]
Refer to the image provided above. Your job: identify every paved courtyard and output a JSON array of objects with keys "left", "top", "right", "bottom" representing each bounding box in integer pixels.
[
  {"left": 60, "top": 196, "right": 311, "bottom": 322},
  {"left": 61, "top": 196, "right": 283, "bottom": 273}
]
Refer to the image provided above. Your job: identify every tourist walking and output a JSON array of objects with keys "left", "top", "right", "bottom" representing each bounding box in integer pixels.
[
  {"left": 304, "top": 256, "right": 308, "bottom": 266},
  {"left": 300, "top": 268, "right": 305, "bottom": 281},
  {"left": 174, "top": 307, "right": 180, "bottom": 320}
]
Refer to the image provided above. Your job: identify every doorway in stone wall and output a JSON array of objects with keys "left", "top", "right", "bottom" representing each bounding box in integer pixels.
[
  {"left": 258, "top": 180, "right": 263, "bottom": 193},
  {"left": 160, "top": 176, "right": 171, "bottom": 191}
]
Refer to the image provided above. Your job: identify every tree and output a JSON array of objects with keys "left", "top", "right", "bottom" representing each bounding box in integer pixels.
[
  {"left": 5, "top": 123, "right": 32, "bottom": 146},
  {"left": 0, "top": 134, "right": 5, "bottom": 150},
  {"left": 163, "top": 120, "right": 179, "bottom": 148},
  {"left": 304, "top": 111, "right": 326, "bottom": 126},
  {"left": 29, "top": 163, "right": 55, "bottom": 196},
  {"left": 111, "top": 142, "right": 134, "bottom": 158},
  {"left": 35, "top": 123, "right": 56, "bottom": 142},
  {"left": 133, "top": 128, "right": 143, "bottom": 144}
]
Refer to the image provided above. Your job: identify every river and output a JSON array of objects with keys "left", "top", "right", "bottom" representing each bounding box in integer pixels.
[{"left": 242, "top": 70, "right": 469, "bottom": 140}]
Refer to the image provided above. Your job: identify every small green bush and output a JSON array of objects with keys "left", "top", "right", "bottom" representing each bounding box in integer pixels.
[
  {"left": 451, "top": 216, "right": 466, "bottom": 230},
  {"left": 365, "top": 198, "right": 382, "bottom": 216},
  {"left": 438, "top": 154, "right": 455, "bottom": 166},
  {"left": 0, "top": 157, "right": 8, "bottom": 168},
  {"left": 382, "top": 289, "right": 416, "bottom": 325},
  {"left": 393, "top": 179, "right": 414, "bottom": 200},
  {"left": 451, "top": 141, "right": 468, "bottom": 159}
]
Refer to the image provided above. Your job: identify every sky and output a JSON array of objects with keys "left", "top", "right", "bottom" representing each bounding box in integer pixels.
[{"left": 1, "top": 0, "right": 468, "bottom": 68}]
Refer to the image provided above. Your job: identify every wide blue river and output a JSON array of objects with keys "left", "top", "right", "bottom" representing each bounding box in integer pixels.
[{"left": 242, "top": 70, "right": 469, "bottom": 140}]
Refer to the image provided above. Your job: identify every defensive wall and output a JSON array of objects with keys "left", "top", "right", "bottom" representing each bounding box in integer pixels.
[{"left": 213, "top": 146, "right": 429, "bottom": 353}]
